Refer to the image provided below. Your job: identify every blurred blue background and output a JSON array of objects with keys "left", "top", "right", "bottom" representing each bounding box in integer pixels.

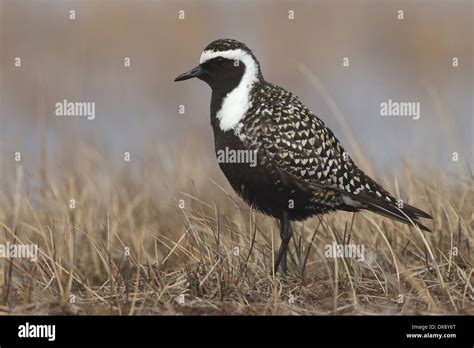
[{"left": 0, "top": 0, "right": 472, "bottom": 185}]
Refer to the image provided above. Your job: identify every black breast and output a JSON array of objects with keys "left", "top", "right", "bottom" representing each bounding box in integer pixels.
[{"left": 211, "top": 118, "right": 324, "bottom": 221}]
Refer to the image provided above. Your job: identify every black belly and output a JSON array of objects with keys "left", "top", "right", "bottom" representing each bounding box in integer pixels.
[{"left": 212, "top": 125, "right": 326, "bottom": 221}]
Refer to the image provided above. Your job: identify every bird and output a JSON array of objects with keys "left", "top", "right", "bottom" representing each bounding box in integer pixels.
[{"left": 174, "top": 38, "right": 432, "bottom": 274}]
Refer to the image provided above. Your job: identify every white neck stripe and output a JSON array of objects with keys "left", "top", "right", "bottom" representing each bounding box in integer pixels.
[{"left": 200, "top": 49, "right": 259, "bottom": 131}]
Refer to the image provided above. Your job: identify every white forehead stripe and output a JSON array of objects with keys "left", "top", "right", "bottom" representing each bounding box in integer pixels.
[
  {"left": 200, "top": 48, "right": 251, "bottom": 64},
  {"left": 200, "top": 49, "right": 259, "bottom": 132}
]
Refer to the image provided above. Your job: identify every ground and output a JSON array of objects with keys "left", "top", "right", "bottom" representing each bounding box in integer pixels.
[{"left": 0, "top": 154, "right": 472, "bottom": 315}]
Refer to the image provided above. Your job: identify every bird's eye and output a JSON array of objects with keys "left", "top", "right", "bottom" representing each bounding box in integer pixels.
[{"left": 215, "top": 57, "right": 225, "bottom": 65}]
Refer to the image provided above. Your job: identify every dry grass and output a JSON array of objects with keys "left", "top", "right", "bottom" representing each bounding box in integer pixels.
[{"left": 0, "top": 132, "right": 472, "bottom": 315}]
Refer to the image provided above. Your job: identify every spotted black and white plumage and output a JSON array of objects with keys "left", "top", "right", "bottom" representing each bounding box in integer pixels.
[{"left": 175, "top": 39, "right": 432, "bottom": 273}]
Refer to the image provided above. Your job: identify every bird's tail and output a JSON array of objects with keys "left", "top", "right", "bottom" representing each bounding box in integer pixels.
[{"left": 352, "top": 191, "right": 432, "bottom": 232}]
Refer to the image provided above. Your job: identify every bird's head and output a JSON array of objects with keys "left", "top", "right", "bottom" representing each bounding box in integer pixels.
[{"left": 174, "top": 39, "right": 263, "bottom": 92}]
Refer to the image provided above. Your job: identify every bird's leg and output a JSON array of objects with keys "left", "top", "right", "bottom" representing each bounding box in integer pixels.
[{"left": 274, "top": 211, "right": 293, "bottom": 274}]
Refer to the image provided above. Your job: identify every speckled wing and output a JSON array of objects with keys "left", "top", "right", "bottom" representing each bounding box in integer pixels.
[
  {"left": 240, "top": 83, "right": 432, "bottom": 230},
  {"left": 242, "top": 84, "right": 368, "bottom": 196}
]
